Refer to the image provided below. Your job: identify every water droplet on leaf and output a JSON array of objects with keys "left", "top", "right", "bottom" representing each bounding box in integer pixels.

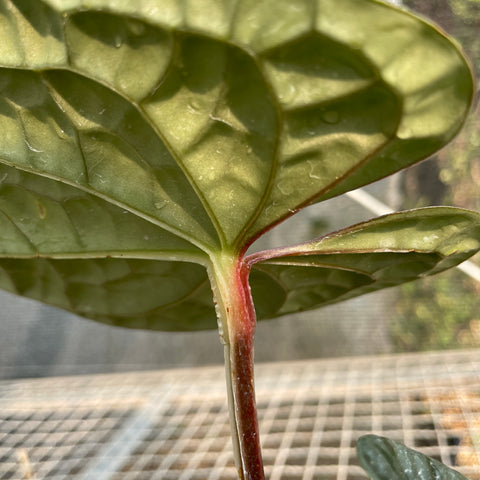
[
  {"left": 75, "top": 172, "right": 85, "bottom": 184},
  {"left": 279, "top": 83, "right": 297, "bottom": 105},
  {"left": 94, "top": 173, "right": 106, "bottom": 184},
  {"left": 277, "top": 179, "right": 295, "bottom": 196},
  {"left": 36, "top": 201, "right": 46, "bottom": 220},
  {"left": 264, "top": 201, "right": 279, "bottom": 217},
  {"left": 54, "top": 124, "right": 69, "bottom": 140},
  {"left": 127, "top": 20, "right": 146, "bottom": 36},
  {"left": 321, "top": 110, "right": 340, "bottom": 124},
  {"left": 305, "top": 117, "right": 319, "bottom": 136},
  {"left": 25, "top": 138, "right": 43, "bottom": 153},
  {"left": 308, "top": 159, "right": 323, "bottom": 180},
  {"left": 154, "top": 201, "right": 167, "bottom": 210},
  {"left": 187, "top": 99, "right": 202, "bottom": 114}
]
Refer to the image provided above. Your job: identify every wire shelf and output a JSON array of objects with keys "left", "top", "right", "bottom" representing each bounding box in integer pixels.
[{"left": 1, "top": 349, "right": 479, "bottom": 479}]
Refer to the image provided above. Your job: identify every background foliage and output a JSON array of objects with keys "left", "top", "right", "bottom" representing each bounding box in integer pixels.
[{"left": 391, "top": 0, "right": 480, "bottom": 352}]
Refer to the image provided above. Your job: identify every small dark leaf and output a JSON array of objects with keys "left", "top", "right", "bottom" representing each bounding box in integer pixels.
[{"left": 357, "top": 435, "right": 469, "bottom": 480}]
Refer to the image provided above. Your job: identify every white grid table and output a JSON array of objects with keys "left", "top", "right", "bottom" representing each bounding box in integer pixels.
[{"left": 1, "top": 349, "right": 479, "bottom": 480}]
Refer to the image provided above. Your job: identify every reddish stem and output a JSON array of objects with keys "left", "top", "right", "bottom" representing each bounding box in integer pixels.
[
  {"left": 211, "top": 254, "right": 265, "bottom": 480},
  {"left": 229, "top": 332, "right": 264, "bottom": 479}
]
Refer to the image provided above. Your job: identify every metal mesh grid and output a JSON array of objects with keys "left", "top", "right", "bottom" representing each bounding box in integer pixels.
[{"left": 1, "top": 349, "right": 479, "bottom": 480}]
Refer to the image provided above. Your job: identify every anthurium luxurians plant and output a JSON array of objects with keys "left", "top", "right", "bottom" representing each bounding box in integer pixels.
[{"left": 0, "top": 0, "right": 479, "bottom": 478}]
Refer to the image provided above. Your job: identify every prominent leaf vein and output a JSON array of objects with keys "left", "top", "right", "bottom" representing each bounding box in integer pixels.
[{"left": 233, "top": 54, "right": 284, "bottom": 251}]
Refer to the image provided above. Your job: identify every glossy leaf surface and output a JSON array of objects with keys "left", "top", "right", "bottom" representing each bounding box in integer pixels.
[
  {"left": 357, "top": 435, "right": 469, "bottom": 480},
  {"left": 0, "top": 0, "right": 478, "bottom": 331}
]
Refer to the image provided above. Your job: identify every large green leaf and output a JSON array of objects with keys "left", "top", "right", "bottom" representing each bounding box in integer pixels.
[
  {"left": 0, "top": 0, "right": 474, "bottom": 249},
  {"left": 357, "top": 435, "right": 469, "bottom": 480},
  {"left": 0, "top": 256, "right": 217, "bottom": 330},
  {"left": 0, "top": 0, "right": 478, "bottom": 331}
]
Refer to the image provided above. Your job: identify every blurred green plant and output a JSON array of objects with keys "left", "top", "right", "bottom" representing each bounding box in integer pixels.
[
  {"left": 392, "top": 269, "right": 480, "bottom": 351},
  {"left": 439, "top": 111, "right": 480, "bottom": 213},
  {"left": 393, "top": 0, "right": 480, "bottom": 354},
  {"left": 448, "top": 0, "right": 480, "bottom": 24}
]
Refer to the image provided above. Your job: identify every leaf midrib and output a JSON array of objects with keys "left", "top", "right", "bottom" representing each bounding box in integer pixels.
[{"left": 51, "top": 2, "right": 395, "bottom": 255}]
